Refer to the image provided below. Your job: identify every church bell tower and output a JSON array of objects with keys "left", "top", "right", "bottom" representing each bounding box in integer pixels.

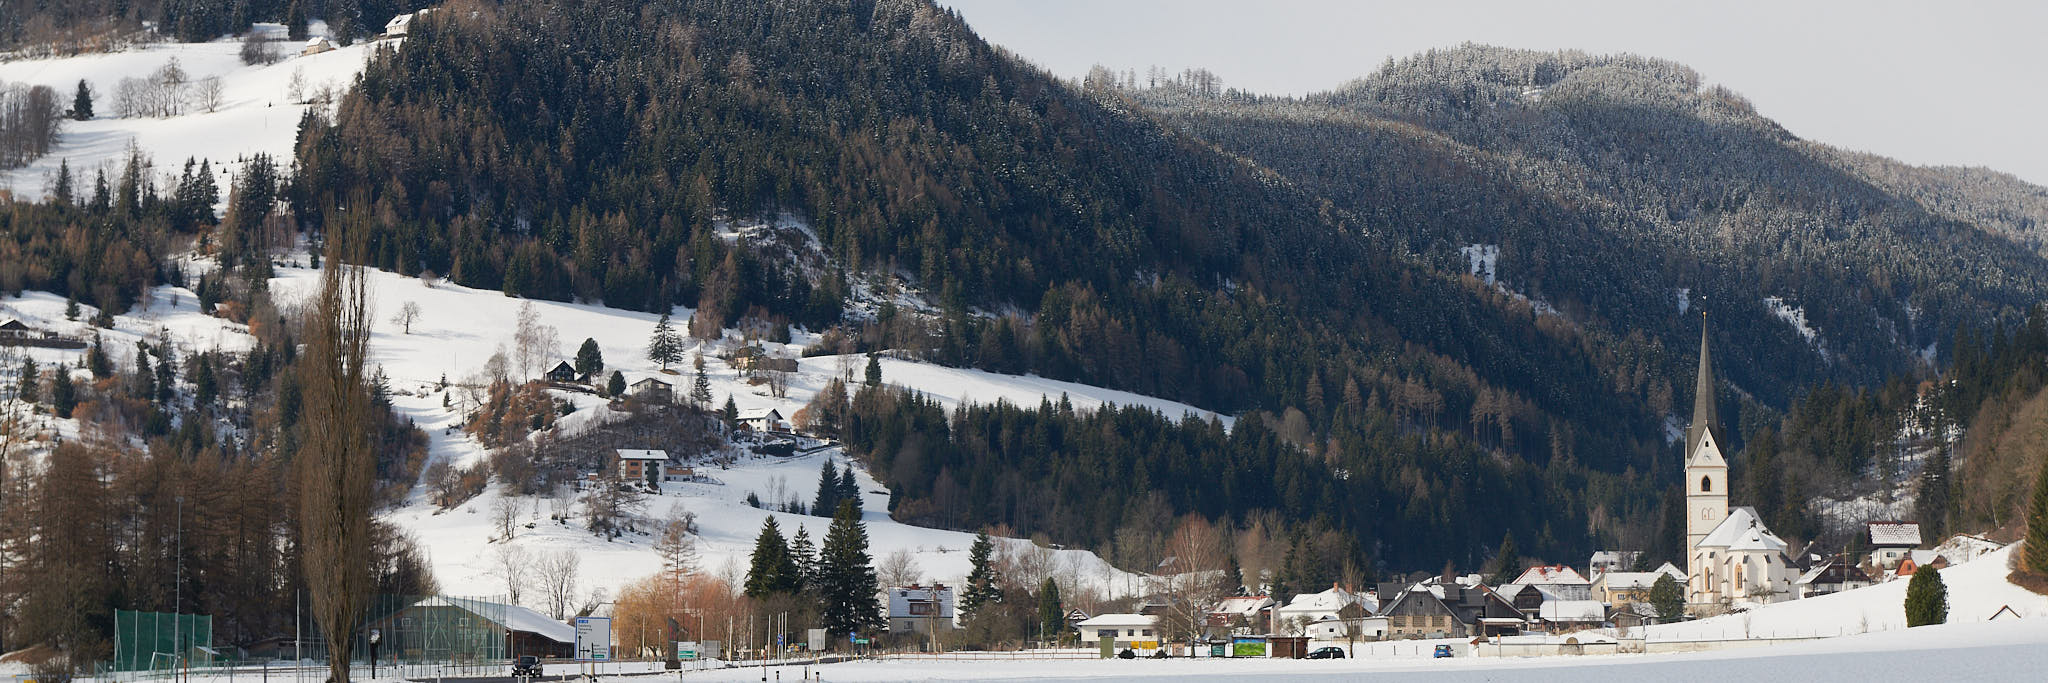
[{"left": 1684, "top": 317, "right": 1728, "bottom": 591}]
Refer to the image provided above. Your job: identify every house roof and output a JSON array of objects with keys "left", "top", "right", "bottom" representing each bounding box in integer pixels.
[
  {"left": 1697, "top": 507, "right": 1780, "bottom": 549},
  {"left": 1210, "top": 596, "right": 1274, "bottom": 617},
  {"left": 1538, "top": 600, "right": 1606, "bottom": 622},
  {"left": 1074, "top": 613, "right": 1158, "bottom": 628},
  {"left": 1595, "top": 564, "right": 1685, "bottom": 591},
  {"left": 1794, "top": 561, "right": 1872, "bottom": 586},
  {"left": 1727, "top": 524, "right": 1788, "bottom": 553},
  {"left": 738, "top": 408, "right": 784, "bottom": 421},
  {"left": 0, "top": 319, "right": 28, "bottom": 330},
  {"left": 386, "top": 13, "right": 415, "bottom": 33},
  {"left": 407, "top": 597, "right": 573, "bottom": 644},
  {"left": 1867, "top": 522, "right": 1922, "bottom": 547},
  {"left": 1279, "top": 586, "right": 1373, "bottom": 614},
  {"left": 631, "top": 377, "right": 672, "bottom": 387},
  {"left": 615, "top": 449, "right": 668, "bottom": 461},
  {"left": 1510, "top": 565, "right": 1590, "bottom": 586}
]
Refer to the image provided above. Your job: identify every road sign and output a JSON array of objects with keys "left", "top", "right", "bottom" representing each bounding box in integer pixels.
[
  {"left": 574, "top": 617, "right": 612, "bottom": 661},
  {"left": 807, "top": 629, "right": 825, "bottom": 652},
  {"left": 674, "top": 641, "right": 698, "bottom": 661},
  {"left": 853, "top": 638, "right": 869, "bottom": 645}
]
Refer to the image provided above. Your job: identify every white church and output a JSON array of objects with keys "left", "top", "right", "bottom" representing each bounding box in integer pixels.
[{"left": 1684, "top": 321, "right": 1797, "bottom": 611}]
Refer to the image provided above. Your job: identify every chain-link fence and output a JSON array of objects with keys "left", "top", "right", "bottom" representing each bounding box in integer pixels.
[
  {"left": 111, "top": 610, "right": 215, "bottom": 673},
  {"left": 101, "top": 596, "right": 519, "bottom": 681}
]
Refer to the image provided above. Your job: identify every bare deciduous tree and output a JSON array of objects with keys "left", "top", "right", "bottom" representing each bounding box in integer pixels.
[
  {"left": 494, "top": 545, "right": 531, "bottom": 607},
  {"left": 878, "top": 549, "right": 922, "bottom": 588},
  {"left": 297, "top": 236, "right": 375, "bottom": 683},
  {"left": 512, "top": 301, "right": 558, "bottom": 380},
  {"left": 1151, "top": 515, "right": 1226, "bottom": 649},
  {"left": 538, "top": 549, "right": 581, "bottom": 619},
  {"left": 390, "top": 300, "right": 422, "bottom": 334},
  {"left": 492, "top": 493, "right": 521, "bottom": 541},
  {"left": 194, "top": 76, "right": 224, "bottom": 113},
  {"left": 654, "top": 503, "right": 699, "bottom": 583}
]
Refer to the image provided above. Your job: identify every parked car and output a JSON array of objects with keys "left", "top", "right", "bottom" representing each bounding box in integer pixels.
[
  {"left": 1432, "top": 644, "right": 1453, "bottom": 659},
  {"left": 1306, "top": 646, "right": 1345, "bottom": 659},
  {"left": 512, "top": 655, "right": 542, "bottom": 677}
]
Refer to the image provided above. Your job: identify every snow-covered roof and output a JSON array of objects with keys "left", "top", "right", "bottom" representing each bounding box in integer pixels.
[
  {"left": 304, "top": 37, "right": 332, "bottom": 48},
  {"left": 615, "top": 449, "right": 668, "bottom": 461},
  {"left": 631, "top": 376, "right": 672, "bottom": 387},
  {"left": 1210, "top": 596, "right": 1273, "bottom": 617},
  {"left": 386, "top": 13, "right": 415, "bottom": 35},
  {"left": 1697, "top": 507, "right": 1774, "bottom": 548},
  {"left": 407, "top": 597, "right": 573, "bottom": 644},
  {"left": 1278, "top": 586, "right": 1374, "bottom": 615},
  {"left": 1727, "top": 524, "right": 1788, "bottom": 553},
  {"left": 738, "top": 407, "right": 783, "bottom": 421},
  {"left": 1538, "top": 600, "right": 1606, "bottom": 622},
  {"left": 1867, "top": 522, "right": 1922, "bottom": 547},
  {"left": 1594, "top": 564, "right": 1684, "bottom": 590},
  {"left": 1511, "top": 565, "right": 1590, "bottom": 586},
  {"left": 1933, "top": 534, "right": 2005, "bottom": 563},
  {"left": 1074, "top": 613, "right": 1158, "bottom": 629}
]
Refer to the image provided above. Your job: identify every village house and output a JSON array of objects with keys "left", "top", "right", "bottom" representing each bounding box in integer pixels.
[
  {"left": 1204, "top": 595, "right": 1273, "bottom": 638},
  {"left": 301, "top": 37, "right": 334, "bottom": 56},
  {"left": 1793, "top": 561, "right": 1874, "bottom": 598},
  {"left": 1587, "top": 550, "right": 1641, "bottom": 576},
  {"left": 629, "top": 377, "right": 672, "bottom": 402},
  {"left": 737, "top": 407, "right": 787, "bottom": 432},
  {"left": 614, "top": 449, "right": 668, "bottom": 482},
  {"left": 1590, "top": 562, "right": 1685, "bottom": 608},
  {"left": 1271, "top": 585, "right": 1375, "bottom": 639},
  {"left": 1894, "top": 550, "right": 1947, "bottom": 579},
  {"left": 886, "top": 584, "right": 955, "bottom": 635},
  {"left": 1074, "top": 613, "right": 1163, "bottom": 653},
  {"left": 1866, "top": 522, "right": 1923, "bottom": 570},
  {"left": 1376, "top": 583, "right": 1523, "bottom": 639},
  {"left": 1504, "top": 565, "right": 1592, "bottom": 600},
  {"left": 384, "top": 12, "right": 417, "bottom": 38},
  {"left": 544, "top": 361, "right": 579, "bottom": 383}
]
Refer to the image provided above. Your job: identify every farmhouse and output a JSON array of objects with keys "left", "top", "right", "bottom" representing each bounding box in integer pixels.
[
  {"left": 1866, "top": 522, "right": 1923, "bottom": 570},
  {"left": 614, "top": 449, "right": 668, "bottom": 481},
  {"left": 629, "top": 377, "right": 672, "bottom": 402},
  {"left": 886, "top": 584, "right": 956, "bottom": 635}
]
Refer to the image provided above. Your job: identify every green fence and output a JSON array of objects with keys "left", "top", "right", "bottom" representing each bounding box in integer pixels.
[{"left": 111, "top": 610, "right": 214, "bottom": 672}]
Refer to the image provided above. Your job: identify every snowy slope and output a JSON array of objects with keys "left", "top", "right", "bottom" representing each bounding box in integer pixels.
[
  {"left": 1646, "top": 545, "right": 2048, "bottom": 640},
  {"left": 0, "top": 24, "right": 379, "bottom": 199}
]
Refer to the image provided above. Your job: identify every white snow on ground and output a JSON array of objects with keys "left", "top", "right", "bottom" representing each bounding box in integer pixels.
[
  {"left": 1646, "top": 544, "right": 2047, "bottom": 640},
  {"left": 0, "top": 25, "right": 379, "bottom": 200}
]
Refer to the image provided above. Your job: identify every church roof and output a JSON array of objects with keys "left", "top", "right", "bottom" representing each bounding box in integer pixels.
[
  {"left": 1684, "top": 318, "right": 1719, "bottom": 460},
  {"left": 1696, "top": 507, "right": 1783, "bottom": 549},
  {"left": 1727, "top": 524, "right": 1788, "bottom": 553}
]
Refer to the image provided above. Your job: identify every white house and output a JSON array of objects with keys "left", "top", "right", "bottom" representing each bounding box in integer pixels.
[
  {"left": 1506, "top": 565, "right": 1592, "bottom": 601},
  {"left": 614, "top": 449, "right": 668, "bottom": 481},
  {"left": 1591, "top": 563, "right": 1685, "bottom": 607},
  {"left": 384, "top": 12, "right": 416, "bottom": 37},
  {"left": 1866, "top": 522, "right": 1923, "bottom": 570},
  {"left": 1793, "top": 561, "right": 1873, "bottom": 598},
  {"left": 737, "top": 407, "right": 787, "bottom": 432},
  {"left": 886, "top": 584, "right": 955, "bottom": 635},
  {"left": 1587, "top": 550, "right": 1641, "bottom": 576},
  {"left": 629, "top": 377, "right": 672, "bottom": 402},
  {"left": 1074, "top": 614, "right": 1162, "bottom": 653},
  {"left": 1536, "top": 600, "right": 1606, "bottom": 632},
  {"left": 301, "top": 37, "right": 334, "bottom": 56},
  {"left": 1205, "top": 595, "right": 1273, "bottom": 636},
  {"left": 1272, "top": 585, "right": 1375, "bottom": 637}
]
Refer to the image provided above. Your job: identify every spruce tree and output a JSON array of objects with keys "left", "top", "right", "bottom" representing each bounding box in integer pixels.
[
  {"left": 816, "top": 500, "right": 883, "bottom": 638},
  {"left": 864, "top": 355, "right": 882, "bottom": 387},
  {"left": 690, "top": 365, "right": 712, "bottom": 407},
  {"left": 63, "top": 296, "right": 79, "bottom": 322},
  {"left": 71, "top": 79, "right": 92, "bottom": 120},
  {"left": 286, "top": 1, "right": 309, "bottom": 41},
  {"left": 51, "top": 368, "right": 76, "bottom": 418},
  {"left": 17, "top": 357, "right": 37, "bottom": 404},
  {"left": 961, "top": 531, "right": 1005, "bottom": 620},
  {"left": 721, "top": 395, "right": 738, "bottom": 424},
  {"left": 1036, "top": 577, "right": 1064, "bottom": 644},
  {"left": 574, "top": 337, "right": 604, "bottom": 376},
  {"left": 606, "top": 370, "right": 626, "bottom": 397},
  {"left": 1222, "top": 554, "right": 1245, "bottom": 597},
  {"left": 1904, "top": 566, "right": 1947, "bottom": 627},
  {"left": 813, "top": 461, "right": 841, "bottom": 518},
  {"left": 2023, "top": 455, "right": 2048, "bottom": 578},
  {"left": 743, "top": 517, "right": 800, "bottom": 599},
  {"left": 53, "top": 160, "right": 74, "bottom": 205},
  {"left": 1649, "top": 574, "right": 1684, "bottom": 622},
  {"left": 87, "top": 339, "right": 111, "bottom": 378},
  {"left": 789, "top": 526, "right": 818, "bottom": 591},
  {"left": 647, "top": 314, "right": 682, "bottom": 370},
  {"left": 1487, "top": 532, "right": 1522, "bottom": 584},
  {"left": 837, "top": 467, "right": 861, "bottom": 516}
]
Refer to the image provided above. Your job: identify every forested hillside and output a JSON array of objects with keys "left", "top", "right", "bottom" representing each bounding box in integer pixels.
[{"left": 283, "top": 2, "right": 2048, "bottom": 576}]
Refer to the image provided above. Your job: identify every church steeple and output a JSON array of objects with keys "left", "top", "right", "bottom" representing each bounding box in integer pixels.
[{"left": 1685, "top": 316, "right": 1718, "bottom": 459}]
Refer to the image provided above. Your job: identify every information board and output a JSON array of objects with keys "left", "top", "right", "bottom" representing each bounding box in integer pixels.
[
  {"left": 574, "top": 617, "right": 612, "bottom": 661},
  {"left": 674, "top": 641, "right": 698, "bottom": 661}
]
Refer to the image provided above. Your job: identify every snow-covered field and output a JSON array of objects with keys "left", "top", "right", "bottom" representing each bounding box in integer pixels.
[
  {"left": 1646, "top": 544, "right": 2047, "bottom": 640},
  {"left": 0, "top": 23, "right": 377, "bottom": 200}
]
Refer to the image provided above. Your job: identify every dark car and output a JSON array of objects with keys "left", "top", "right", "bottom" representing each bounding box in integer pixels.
[
  {"left": 1432, "top": 644, "right": 1454, "bottom": 659},
  {"left": 512, "top": 656, "right": 542, "bottom": 677},
  {"left": 1306, "top": 646, "right": 1346, "bottom": 659}
]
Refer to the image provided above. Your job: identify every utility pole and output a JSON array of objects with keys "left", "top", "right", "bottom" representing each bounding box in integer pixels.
[{"left": 174, "top": 494, "right": 185, "bottom": 683}]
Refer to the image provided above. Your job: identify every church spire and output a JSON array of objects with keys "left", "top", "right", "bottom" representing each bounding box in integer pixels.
[{"left": 1685, "top": 315, "right": 1718, "bottom": 458}]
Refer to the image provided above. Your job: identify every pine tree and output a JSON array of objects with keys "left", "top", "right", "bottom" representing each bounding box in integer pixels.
[
  {"left": 1222, "top": 554, "right": 1245, "bottom": 597},
  {"left": 789, "top": 525, "right": 818, "bottom": 591},
  {"left": 721, "top": 395, "right": 738, "bottom": 424},
  {"left": 51, "top": 367, "right": 76, "bottom": 418},
  {"left": 816, "top": 500, "right": 883, "bottom": 638},
  {"left": 71, "top": 79, "right": 93, "bottom": 120},
  {"left": 690, "top": 364, "right": 712, "bottom": 407},
  {"left": 53, "top": 160, "right": 74, "bottom": 205},
  {"left": 1649, "top": 573, "right": 1684, "bottom": 622},
  {"left": 961, "top": 531, "right": 1005, "bottom": 620},
  {"left": 743, "top": 517, "right": 800, "bottom": 599},
  {"left": 1904, "top": 566, "right": 1948, "bottom": 627},
  {"left": 64, "top": 297, "right": 79, "bottom": 321},
  {"left": 1036, "top": 577, "right": 1064, "bottom": 644},
  {"left": 1487, "top": 532, "right": 1522, "bottom": 584},
  {"left": 17, "top": 357, "right": 37, "bottom": 404},
  {"left": 2023, "top": 454, "right": 2048, "bottom": 578},
  {"left": 837, "top": 467, "right": 862, "bottom": 516},
  {"left": 574, "top": 337, "right": 604, "bottom": 376},
  {"left": 647, "top": 314, "right": 682, "bottom": 370},
  {"left": 813, "top": 461, "right": 841, "bottom": 519},
  {"left": 606, "top": 370, "right": 626, "bottom": 397},
  {"left": 864, "top": 355, "right": 882, "bottom": 387},
  {"left": 86, "top": 337, "right": 111, "bottom": 379},
  {"left": 286, "top": 1, "right": 309, "bottom": 41}
]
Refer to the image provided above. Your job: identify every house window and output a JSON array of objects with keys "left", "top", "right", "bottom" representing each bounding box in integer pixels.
[
  {"left": 908, "top": 603, "right": 934, "bottom": 616},
  {"left": 1096, "top": 630, "right": 1115, "bottom": 639},
  {"left": 1141, "top": 629, "right": 1152, "bottom": 637},
  {"left": 1126, "top": 629, "right": 1134, "bottom": 637}
]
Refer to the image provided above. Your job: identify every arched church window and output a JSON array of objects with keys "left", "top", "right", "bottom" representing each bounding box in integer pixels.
[{"left": 1700, "top": 475, "right": 1712, "bottom": 492}]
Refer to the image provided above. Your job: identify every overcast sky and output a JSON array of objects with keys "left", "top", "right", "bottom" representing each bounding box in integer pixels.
[{"left": 942, "top": 0, "right": 2048, "bottom": 186}]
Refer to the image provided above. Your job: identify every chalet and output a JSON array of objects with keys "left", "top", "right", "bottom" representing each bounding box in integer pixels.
[
  {"left": 1794, "top": 561, "right": 1872, "bottom": 598},
  {"left": 545, "top": 361, "right": 578, "bottom": 383},
  {"left": 301, "top": 37, "right": 335, "bottom": 56},
  {"left": 1588, "top": 550, "right": 1641, "bottom": 576},
  {"left": 1867, "top": 522, "right": 1923, "bottom": 570},
  {"left": 1376, "top": 583, "right": 1523, "bottom": 639},
  {"left": 886, "top": 584, "right": 956, "bottom": 634},
  {"left": 1074, "top": 613, "right": 1162, "bottom": 653},
  {"left": 630, "top": 377, "right": 672, "bottom": 402},
  {"left": 0, "top": 319, "right": 32, "bottom": 338},
  {"left": 362, "top": 596, "right": 573, "bottom": 660},
  {"left": 1205, "top": 596, "right": 1273, "bottom": 638},
  {"left": 1506, "top": 565, "right": 1592, "bottom": 600},
  {"left": 737, "top": 407, "right": 787, "bottom": 432},
  {"left": 384, "top": 12, "right": 416, "bottom": 37},
  {"left": 1590, "top": 563, "right": 1685, "bottom": 608},
  {"left": 1272, "top": 586, "right": 1374, "bottom": 638},
  {"left": 614, "top": 449, "right": 668, "bottom": 481}
]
